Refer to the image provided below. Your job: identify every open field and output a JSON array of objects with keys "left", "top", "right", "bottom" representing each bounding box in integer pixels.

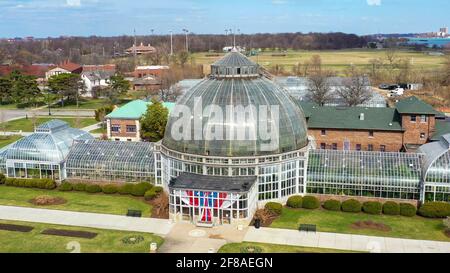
[
  {"left": 218, "top": 242, "right": 358, "bottom": 253},
  {"left": 192, "top": 49, "right": 447, "bottom": 72},
  {"left": 1, "top": 116, "right": 97, "bottom": 132},
  {"left": 49, "top": 98, "right": 131, "bottom": 110},
  {"left": 0, "top": 135, "right": 22, "bottom": 148},
  {"left": 0, "top": 220, "right": 163, "bottom": 253},
  {"left": 0, "top": 186, "right": 152, "bottom": 217},
  {"left": 271, "top": 208, "right": 449, "bottom": 242}
]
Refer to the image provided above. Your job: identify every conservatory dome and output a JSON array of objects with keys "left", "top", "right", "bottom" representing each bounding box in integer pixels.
[{"left": 162, "top": 50, "right": 309, "bottom": 157}]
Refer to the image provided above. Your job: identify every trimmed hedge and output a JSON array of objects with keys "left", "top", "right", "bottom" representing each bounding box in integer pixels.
[
  {"left": 58, "top": 182, "right": 73, "bottom": 192},
  {"left": 383, "top": 201, "right": 400, "bottom": 215},
  {"left": 101, "top": 184, "right": 118, "bottom": 194},
  {"left": 4, "top": 178, "right": 56, "bottom": 190},
  {"left": 144, "top": 189, "right": 158, "bottom": 201},
  {"left": 341, "top": 199, "right": 362, "bottom": 213},
  {"left": 286, "top": 196, "right": 303, "bottom": 208},
  {"left": 363, "top": 201, "right": 382, "bottom": 215},
  {"left": 265, "top": 202, "right": 283, "bottom": 216},
  {"left": 85, "top": 184, "right": 102, "bottom": 194},
  {"left": 418, "top": 202, "right": 450, "bottom": 218},
  {"left": 118, "top": 184, "right": 134, "bottom": 195},
  {"left": 0, "top": 173, "right": 6, "bottom": 184},
  {"left": 72, "top": 183, "right": 87, "bottom": 192},
  {"left": 131, "top": 182, "right": 153, "bottom": 197},
  {"left": 400, "top": 203, "right": 417, "bottom": 217},
  {"left": 302, "top": 196, "right": 320, "bottom": 210},
  {"left": 153, "top": 186, "right": 163, "bottom": 193},
  {"left": 323, "top": 200, "right": 341, "bottom": 211}
]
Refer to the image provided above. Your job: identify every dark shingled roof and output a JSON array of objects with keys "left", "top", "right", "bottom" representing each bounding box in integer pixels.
[
  {"left": 299, "top": 102, "right": 403, "bottom": 132},
  {"left": 396, "top": 96, "right": 438, "bottom": 115},
  {"left": 431, "top": 119, "right": 450, "bottom": 141},
  {"left": 169, "top": 173, "right": 257, "bottom": 193}
]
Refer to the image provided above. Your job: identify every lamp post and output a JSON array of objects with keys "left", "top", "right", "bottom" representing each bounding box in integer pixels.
[
  {"left": 182, "top": 28, "right": 189, "bottom": 52},
  {"left": 169, "top": 30, "right": 173, "bottom": 55}
]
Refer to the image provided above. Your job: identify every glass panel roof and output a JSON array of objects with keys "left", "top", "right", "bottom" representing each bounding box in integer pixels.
[
  {"left": 2, "top": 120, "right": 93, "bottom": 163},
  {"left": 66, "top": 140, "right": 155, "bottom": 173}
]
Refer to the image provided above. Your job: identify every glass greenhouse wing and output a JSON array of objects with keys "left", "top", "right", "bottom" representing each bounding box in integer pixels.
[{"left": 65, "top": 140, "right": 155, "bottom": 182}]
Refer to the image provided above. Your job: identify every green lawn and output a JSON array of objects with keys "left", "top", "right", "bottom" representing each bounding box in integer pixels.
[
  {"left": 0, "top": 135, "right": 22, "bottom": 148},
  {"left": 91, "top": 126, "right": 107, "bottom": 134},
  {"left": 1, "top": 117, "right": 97, "bottom": 132},
  {"left": 0, "top": 220, "right": 163, "bottom": 253},
  {"left": 50, "top": 98, "right": 131, "bottom": 110},
  {"left": 271, "top": 208, "right": 449, "bottom": 242},
  {"left": 193, "top": 49, "right": 447, "bottom": 72},
  {"left": 0, "top": 185, "right": 152, "bottom": 217},
  {"left": 219, "top": 242, "right": 357, "bottom": 253}
]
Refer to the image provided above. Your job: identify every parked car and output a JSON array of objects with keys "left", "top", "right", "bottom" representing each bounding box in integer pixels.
[
  {"left": 379, "top": 84, "right": 390, "bottom": 90},
  {"left": 389, "top": 88, "right": 405, "bottom": 97}
]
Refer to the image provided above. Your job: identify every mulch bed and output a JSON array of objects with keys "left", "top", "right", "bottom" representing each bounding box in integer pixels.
[
  {"left": 41, "top": 229, "right": 97, "bottom": 239},
  {"left": 149, "top": 193, "right": 169, "bottom": 219},
  {"left": 351, "top": 221, "right": 392, "bottom": 232},
  {"left": 445, "top": 230, "right": 450, "bottom": 238},
  {"left": 29, "top": 195, "right": 67, "bottom": 206},
  {"left": 0, "top": 223, "right": 34, "bottom": 233}
]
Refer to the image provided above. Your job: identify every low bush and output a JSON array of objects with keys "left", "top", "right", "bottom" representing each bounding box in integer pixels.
[
  {"left": 101, "top": 184, "right": 118, "bottom": 194},
  {"left": 302, "top": 196, "right": 320, "bottom": 210},
  {"left": 0, "top": 173, "right": 6, "bottom": 184},
  {"left": 323, "top": 200, "right": 341, "bottom": 211},
  {"left": 118, "top": 184, "right": 134, "bottom": 195},
  {"left": 418, "top": 202, "right": 450, "bottom": 218},
  {"left": 363, "top": 201, "right": 383, "bottom": 215},
  {"left": 341, "top": 199, "right": 362, "bottom": 213},
  {"left": 58, "top": 182, "right": 73, "bottom": 192},
  {"left": 286, "top": 196, "right": 303, "bottom": 208},
  {"left": 144, "top": 189, "right": 158, "bottom": 201},
  {"left": 153, "top": 186, "right": 163, "bottom": 194},
  {"left": 383, "top": 201, "right": 400, "bottom": 215},
  {"left": 72, "top": 183, "right": 87, "bottom": 192},
  {"left": 131, "top": 182, "right": 153, "bottom": 197},
  {"left": 4, "top": 178, "right": 56, "bottom": 190},
  {"left": 400, "top": 203, "right": 417, "bottom": 217},
  {"left": 85, "top": 184, "right": 102, "bottom": 194},
  {"left": 265, "top": 202, "right": 283, "bottom": 216}
]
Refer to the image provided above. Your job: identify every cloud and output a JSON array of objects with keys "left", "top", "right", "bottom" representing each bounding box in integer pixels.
[
  {"left": 367, "top": 0, "right": 381, "bottom": 6},
  {"left": 66, "top": 0, "right": 81, "bottom": 7}
]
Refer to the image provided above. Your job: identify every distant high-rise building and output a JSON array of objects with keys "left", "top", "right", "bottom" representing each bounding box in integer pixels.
[{"left": 440, "top": 27, "right": 448, "bottom": 34}]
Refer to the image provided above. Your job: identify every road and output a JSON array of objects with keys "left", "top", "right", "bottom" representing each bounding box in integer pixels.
[{"left": 1, "top": 109, "right": 95, "bottom": 122}]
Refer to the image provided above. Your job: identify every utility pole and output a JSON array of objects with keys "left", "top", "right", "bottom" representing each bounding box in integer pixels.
[
  {"left": 150, "top": 29, "right": 154, "bottom": 45},
  {"left": 133, "top": 29, "right": 137, "bottom": 66}
]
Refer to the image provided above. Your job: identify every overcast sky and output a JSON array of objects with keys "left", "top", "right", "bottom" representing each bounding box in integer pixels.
[{"left": 0, "top": 0, "right": 448, "bottom": 38}]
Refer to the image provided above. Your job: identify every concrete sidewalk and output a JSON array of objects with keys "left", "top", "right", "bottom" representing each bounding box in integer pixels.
[
  {"left": 0, "top": 205, "right": 174, "bottom": 236},
  {"left": 244, "top": 227, "right": 450, "bottom": 253}
]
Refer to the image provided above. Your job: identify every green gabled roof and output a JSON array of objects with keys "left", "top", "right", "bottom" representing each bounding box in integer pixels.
[
  {"left": 396, "top": 96, "right": 437, "bottom": 115},
  {"left": 299, "top": 102, "right": 403, "bottom": 131},
  {"left": 106, "top": 100, "right": 175, "bottom": 120},
  {"left": 431, "top": 119, "right": 450, "bottom": 141}
]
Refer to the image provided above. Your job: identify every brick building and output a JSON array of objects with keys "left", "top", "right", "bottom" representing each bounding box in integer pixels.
[
  {"left": 301, "top": 96, "right": 447, "bottom": 152},
  {"left": 106, "top": 100, "right": 175, "bottom": 142}
]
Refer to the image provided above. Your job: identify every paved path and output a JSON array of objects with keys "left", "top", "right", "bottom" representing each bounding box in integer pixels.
[
  {"left": 244, "top": 227, "right": 450, "bottom": 253},
  {"left": 81, "top": 122, "right": 102, "bottom": 132},
  {"left": 0, "top": 109, "right": 94, "bottom": 123},
  {"left": 0, "top": 205, "right": 174, "bottom": 236}
]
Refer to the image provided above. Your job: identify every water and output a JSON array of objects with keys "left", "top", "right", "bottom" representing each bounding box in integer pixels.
[{"left": 406, "top": 38, "right": 450, "bottom": 48}]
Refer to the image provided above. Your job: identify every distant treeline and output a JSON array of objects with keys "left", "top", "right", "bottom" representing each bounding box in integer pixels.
[{"left": 0, "top": 32, "right": 367, "bottom": 65}]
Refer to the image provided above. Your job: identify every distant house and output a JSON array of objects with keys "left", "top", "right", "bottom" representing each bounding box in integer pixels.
[
  {"left": 105, "top": 100, "right": 175, "bottom": 142},
  {"left": 132, "top": 76, "right": 161, "bottom": 92},
  {"left": 81, "top": 70, "right": 115, "bottom": 97},
  {"left": 45, "top": 60, "right": 82, "bottom": 79},
  {"left": 125, "top": 43, "right": 157, "bottom": 55},
  {"left": 133, "top": 65, "right": 169, "bottom": 78}
]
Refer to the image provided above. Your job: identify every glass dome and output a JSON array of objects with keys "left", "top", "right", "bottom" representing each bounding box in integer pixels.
[
  {"left": 3, "top": 120, "right": 93, "bottom": 163},
  {"left": 163, "top": 52, "right": 309, "bottom": 157}
]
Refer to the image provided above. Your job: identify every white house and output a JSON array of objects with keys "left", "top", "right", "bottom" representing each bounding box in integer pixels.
[
  {"left": 81, "top": 71, "right": 115, "bottom": 97},
  {"left": 45, "top": 67, "right": 70, "bottom": 80}
]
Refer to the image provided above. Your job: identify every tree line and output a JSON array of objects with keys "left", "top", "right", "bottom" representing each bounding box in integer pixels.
[{"left": 0, "top": 32, "right": 367, "bottom": 65}]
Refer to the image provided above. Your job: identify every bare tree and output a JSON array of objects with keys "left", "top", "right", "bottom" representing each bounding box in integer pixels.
[
  {"left": 385, "top": 48, "right": 398, "bottom": 67},
  {"left": 337, "top": 70, "right": 373, "bottom": 107},
  {"left": 310, "top": 55, "right": 322, "bottom": 73},
  {"left": 443, "top": 56, "right": 450, "bottom": 86},
  {"left": 306, "top": 72, "right": 333, "bottom": 106}
]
